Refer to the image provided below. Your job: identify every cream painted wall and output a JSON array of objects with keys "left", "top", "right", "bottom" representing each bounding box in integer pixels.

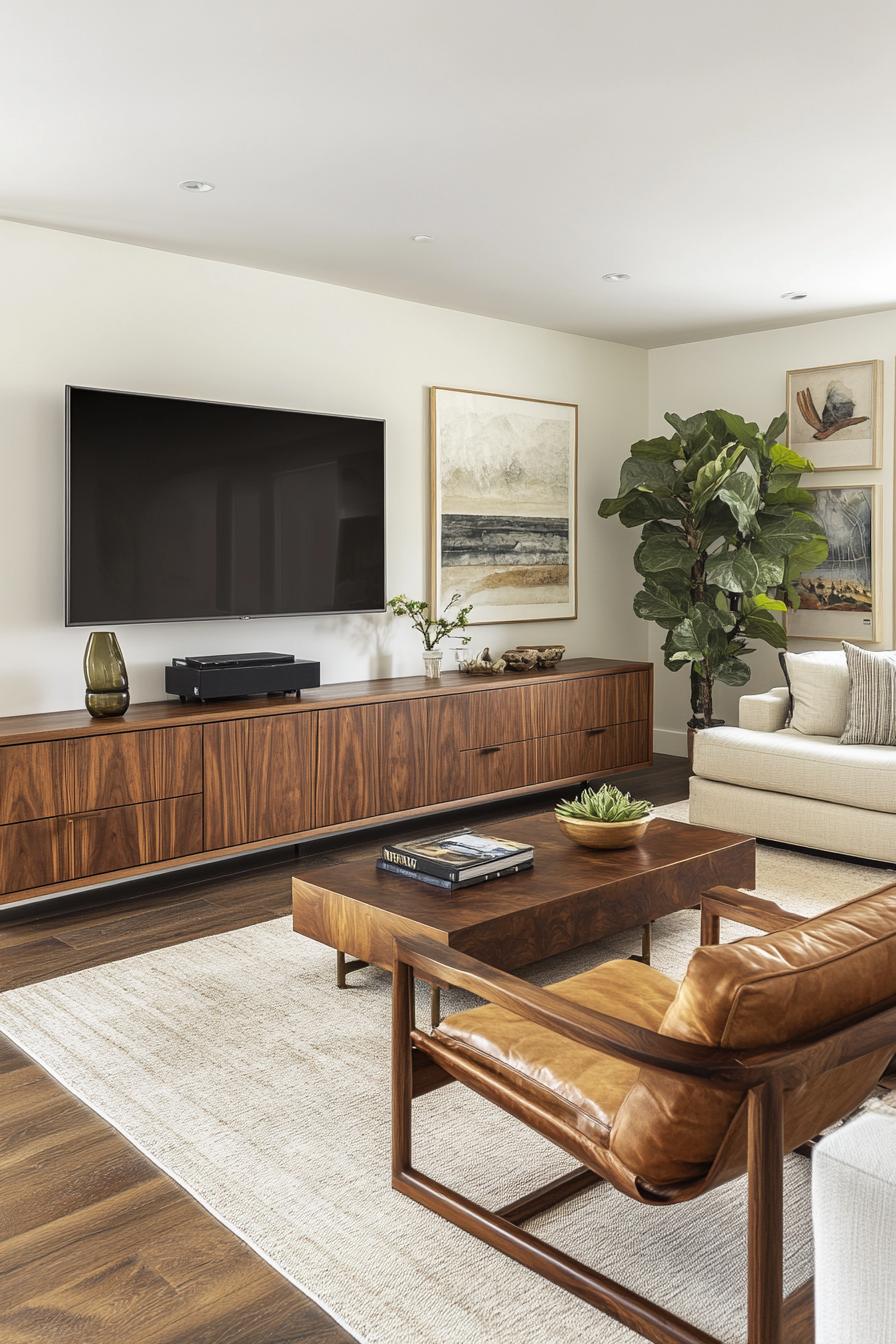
[
  {"left": 648, "top": 311, "right": 896, "bottom": 754},
  {"left": 0, "top": 220, "right": 647, "bottom": 716}
]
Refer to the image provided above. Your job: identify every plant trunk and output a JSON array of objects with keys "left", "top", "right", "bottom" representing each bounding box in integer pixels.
[
  {"left": 689, "top": 665, "right": 714, "bottom": 729},
  {"left": 699, "top": 672, "right": 714, "bottom": 728}
]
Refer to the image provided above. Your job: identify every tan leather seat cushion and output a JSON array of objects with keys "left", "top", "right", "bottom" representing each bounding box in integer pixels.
[
  {"left": 435, "top": 958, "right": 677, "bottom": 1141},
  {"left": 611, "top": 883, "right": 896, "bottom": 1189}
]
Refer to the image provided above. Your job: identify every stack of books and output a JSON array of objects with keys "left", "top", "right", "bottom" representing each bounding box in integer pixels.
[{"left": 377, "top": 829, "right": 534, "bottom": 891}]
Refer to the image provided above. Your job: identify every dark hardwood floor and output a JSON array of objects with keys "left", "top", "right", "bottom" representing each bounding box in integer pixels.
[{"left": 0, "top": 756, "right": 689, "bottom": 1344}]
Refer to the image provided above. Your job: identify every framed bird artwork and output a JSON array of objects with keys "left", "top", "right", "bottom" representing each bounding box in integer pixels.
[{"left": 786, "top": 359, "right": 882, "bottom": 470}]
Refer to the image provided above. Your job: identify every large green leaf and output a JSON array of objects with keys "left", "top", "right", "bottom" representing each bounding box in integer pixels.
[
  {"left": 744, "top": 592, "right": 787, "bottom": 613},
  {"left": 598, "top": 490, "right": 637, "bottom": 518},
  {"left": 783, "top": 536, "right": 829, "bottom": 581},
  {"left": 714, "top": 409, "right": 762, "bottom": 448},
  {"left": 764, "top": 412, "right": 788, "bottom": 446},
  {"left": 754, "top": 554, "right": 785, "bottom": 586},
  {"left": 718, "top": 472, "right": 760, "bottom": 534},
  {"left": 742, "top": 609, "right": 787, "bottom": 649},
  {"left": 664, "top": 411, "right": 712, "bottom": 456},
  {"left": 630, "top": 436, "right": 682, "bottom": 462},
  {"left": 618, "top": 494, "right": 684, "bottom": 527},
  {"left": 716, "top": 656, "right": 752, "bottom": 687},
  {"left": 770, "top": 443, "right": 814, "bottom": 473},
  {"left": 636, "top": 534, "right": 695, "bottom": 575},
  {"left": 765, "top": 484, "right": 816, "bottom": 510},
  {"left": 619, "top": 456, "right": 678, "bottom": 495},
  {"left": 691, "top": 449, "right": 738, "bottom": 512},
  {"left": 753, "top": 512, "right": 820, "bottom": 557},
  {"left": 679, "top": 436, "right": 721, "bottom": 483},
  {"left": 633, "top": 583, "right": 688, "bottom": 624},
  {"left": 704, "top": 547, "right": 760, "bottom": 593}
]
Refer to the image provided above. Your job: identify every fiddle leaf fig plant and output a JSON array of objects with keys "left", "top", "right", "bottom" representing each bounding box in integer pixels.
[{"left": 599, "top": 409, "right": 828, "bottom": 728}]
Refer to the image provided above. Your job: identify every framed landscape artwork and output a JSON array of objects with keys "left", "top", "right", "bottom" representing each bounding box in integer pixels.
[
  {"left": 430, "top": 387, "right": 577, "bottom": 624},
  {"left": 786, "top": 484, "right": 879, "bottom": 642},
  {"left": 786, "top": 359, "right": 882, "bottom": 470}
]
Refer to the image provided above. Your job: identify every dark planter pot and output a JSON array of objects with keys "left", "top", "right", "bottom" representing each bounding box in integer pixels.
[{"left": 687, "top": 719, "right": 725, "bottom": 770}]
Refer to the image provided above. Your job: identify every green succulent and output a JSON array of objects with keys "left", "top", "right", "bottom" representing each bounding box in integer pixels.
[
  {"left": 555, "top": 784, "right": 652, "bottom": 823},
  {"left": 598, "top": 409, "right": 829, "bottom": 728}
]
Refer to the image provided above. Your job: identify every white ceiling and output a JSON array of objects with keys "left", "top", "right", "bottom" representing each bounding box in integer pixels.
[{"left": 4, "top": 0, "right": 896, "bottom": 348}]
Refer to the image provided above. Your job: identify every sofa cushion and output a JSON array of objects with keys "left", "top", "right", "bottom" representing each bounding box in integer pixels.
[
  {"left": 692, "top": 725, "right": 896, "bottom": 814},
  {"left": 781, "top": 648, "right": 850, "bottom": 736},
  {"left": 841, "top": 642, "right": 896, "bottom": 746}
]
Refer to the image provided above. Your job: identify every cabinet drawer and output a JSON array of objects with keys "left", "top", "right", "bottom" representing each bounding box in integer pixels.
[
  {"left": 68, "top": 726, "right": 202, "bottom": 813},
  {"left": 537, "top": 721, "right": 650, "bottom": 784},
  {"left": 0, "top": 741, "right": 66, "bottom": 824},
  {"left": 69, "top": 795, "right": 204, "bottom": 880},
  {"left": 0, "top": 816, "right": 67, "bottom": 894},
  {"left": 534, "top": 672, "right": 651, "bottom": 736},
  {"left": 461, "top": 740, "right": 533, "bottom": 798}
]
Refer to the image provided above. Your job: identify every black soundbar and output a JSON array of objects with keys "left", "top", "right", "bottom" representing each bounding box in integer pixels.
[{"left": 165, "top": 653, "right": 321, "bottom": 703}]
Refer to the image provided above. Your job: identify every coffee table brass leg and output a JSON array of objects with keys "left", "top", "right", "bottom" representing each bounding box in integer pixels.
[
  {"left": 430, "top": 985, "right": 441, "bottom": 1028},
  {"left": 336, "top": 949, "right": 346, "bottom": 988},
  {"left": 641, "top": 923, "right": 652, "bottom": 965}
]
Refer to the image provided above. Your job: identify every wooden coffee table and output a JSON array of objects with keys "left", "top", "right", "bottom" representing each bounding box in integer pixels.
[{"left": 292, "top": 814, "right": 754, "bottom": 1023}]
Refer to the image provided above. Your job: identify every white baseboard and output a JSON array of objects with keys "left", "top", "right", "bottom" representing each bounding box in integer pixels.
[{"left": 653, "top": 727, "right": 688, "bottom": 758}]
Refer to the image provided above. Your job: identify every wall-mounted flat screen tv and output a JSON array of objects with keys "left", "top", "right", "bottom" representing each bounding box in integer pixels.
[{"left": 66, "top": 386, "right": 386, "bottom": 625}]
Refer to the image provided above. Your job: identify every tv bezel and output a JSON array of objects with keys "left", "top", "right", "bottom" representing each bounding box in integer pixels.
[{"left": 64, "top": 384, "right": 388, "bottom": 627}]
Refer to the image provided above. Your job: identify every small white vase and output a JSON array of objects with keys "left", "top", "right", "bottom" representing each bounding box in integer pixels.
[{"left": 422, "top": 649, "right": 444, "bottom": 680}]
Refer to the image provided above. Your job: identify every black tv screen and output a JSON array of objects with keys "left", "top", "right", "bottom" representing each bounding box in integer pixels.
[{"left": 66, "top": 386, "right": 386, "bottom": 625}]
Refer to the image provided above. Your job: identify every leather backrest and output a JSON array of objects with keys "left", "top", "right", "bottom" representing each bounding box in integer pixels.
[{"left": 611, "top": 883, "right": 896, "bottom": 1190}]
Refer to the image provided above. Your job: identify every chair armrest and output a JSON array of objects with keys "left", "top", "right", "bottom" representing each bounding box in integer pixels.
[
  {"left": 739, "top": 685, "right": 790, "bottom": 732},
  {"left": 393, "top": 934, "right": 753, "bottom": 1086},
  {"left": 393, "top": 936, "right": 896, "bottom": 1095},
  {"left": 700, "top": 885, "right": 804, "bottom": 945}
]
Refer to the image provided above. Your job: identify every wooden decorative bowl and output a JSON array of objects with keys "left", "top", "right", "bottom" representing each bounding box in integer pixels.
[{"left": 555, "top": 813, "right": 652, "bottom": 850}]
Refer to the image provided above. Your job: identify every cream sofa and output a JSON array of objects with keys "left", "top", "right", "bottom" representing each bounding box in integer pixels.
[
  {"left": 690, "top": 685, "right": 896, "bottom": 864},
  {"left": 813, "top": 1107, "right": 896, "bottom": 1343}
]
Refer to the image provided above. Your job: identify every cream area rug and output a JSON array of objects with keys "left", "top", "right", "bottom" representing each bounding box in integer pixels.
[{"left": 1, "top": 801, "right": 892, "bottom": 1344}]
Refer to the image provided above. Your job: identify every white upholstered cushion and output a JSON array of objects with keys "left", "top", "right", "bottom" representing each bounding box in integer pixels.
[
  {"left": 692, "top": 725, "right": 896, "bottom": 814},
  {"left": 689, "top": 777, "right": 896, "bottom": 863},
  {"left": 782, "top": 649, "right": 850, "bottom": 737},
  {"left": 813, "top": 1113, "right": 896, "bottom": 1344}
]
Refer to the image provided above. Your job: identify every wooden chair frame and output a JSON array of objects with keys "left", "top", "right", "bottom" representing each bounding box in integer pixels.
[{"left": 391, "top": 885, "right": 896, "bottom": 1344}]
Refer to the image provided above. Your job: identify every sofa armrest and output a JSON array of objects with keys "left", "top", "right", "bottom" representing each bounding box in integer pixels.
[{"left": 738, "top": 685, "right": 790, "bottom": 732}]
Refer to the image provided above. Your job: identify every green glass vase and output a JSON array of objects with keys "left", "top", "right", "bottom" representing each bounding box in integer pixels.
[{"left": 83, "top": 632, "right": 130, "bottom": 718}]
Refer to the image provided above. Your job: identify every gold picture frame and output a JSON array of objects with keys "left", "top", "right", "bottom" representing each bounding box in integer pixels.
[
  {"left": 785, "top": 483, "right": 880, "bottom": 643},
  {"left": 430, "top": 386, "right": 578, "bottom": 625},
  {"left": 786, "top": 359, "right": 882, "bottom": 471}
]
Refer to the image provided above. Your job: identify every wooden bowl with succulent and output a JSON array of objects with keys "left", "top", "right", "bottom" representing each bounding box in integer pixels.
[{"left": 554, "top": 784, "right": 653, "bottom": 850}]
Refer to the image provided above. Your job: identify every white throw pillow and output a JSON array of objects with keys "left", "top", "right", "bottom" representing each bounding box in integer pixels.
[{"left": 781, "top": 649, "right": 850, "bottom": 737}]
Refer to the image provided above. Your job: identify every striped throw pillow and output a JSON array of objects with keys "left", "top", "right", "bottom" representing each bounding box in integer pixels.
[{"left": 840, "top": 642, "right": 896, "bottom": 746}]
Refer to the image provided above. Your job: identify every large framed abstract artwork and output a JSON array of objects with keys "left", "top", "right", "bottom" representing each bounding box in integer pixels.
[
  {"left": 786, "top": 359, "right": 882, "bottom": 470},
  {"left": 786, "top": 484, "right": 879, "bottom": 642},
  {"left": 430, "top": 387, "right": 577, "bottom": 624}
]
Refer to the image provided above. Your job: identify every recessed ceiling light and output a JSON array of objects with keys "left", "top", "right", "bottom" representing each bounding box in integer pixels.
[
  {"left": 179, "top": 180, "right": 215, "bottom": 193},
  {"left": 411, "top": 234, "right": 433, "bottom": 243},
  {"left": 781, "top": 290, "right": 807, "bottom": 300},
  {"left": 602, "top": 272, "right": 631, "bottom": 282}
]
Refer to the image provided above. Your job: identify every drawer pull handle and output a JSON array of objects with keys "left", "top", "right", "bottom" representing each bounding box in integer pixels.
[
  {"left": 480, "top": 745, "right": 501, "bottom": 754},
  {"left": 587, "top": 728, "right": 607, "bottom": 736}
]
